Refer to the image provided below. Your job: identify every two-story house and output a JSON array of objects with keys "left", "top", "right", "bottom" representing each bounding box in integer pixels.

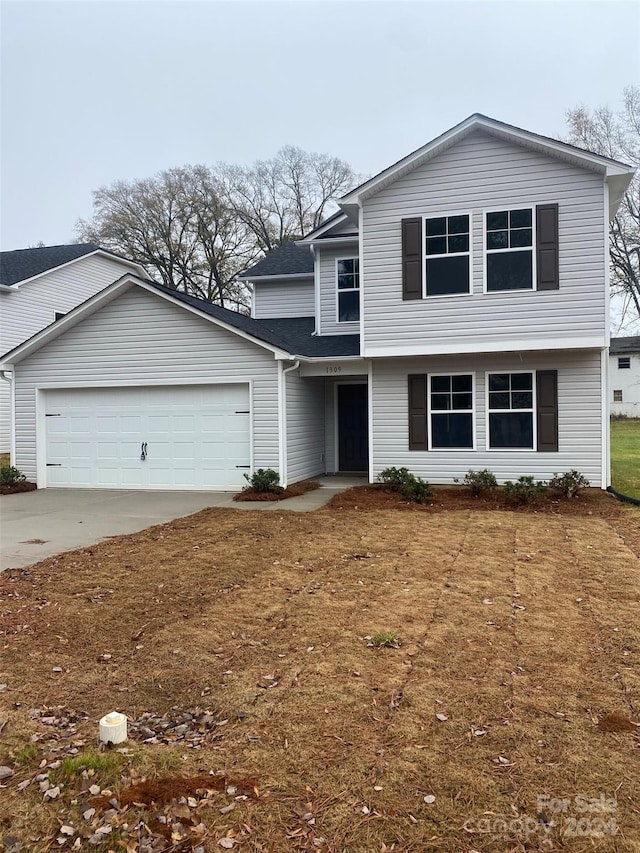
[
  {"left": 0, "top": 244, "right": 145, "bottom": 452},
  {"left": 1, "top": 115, "right": 634, "bottom": 491}
]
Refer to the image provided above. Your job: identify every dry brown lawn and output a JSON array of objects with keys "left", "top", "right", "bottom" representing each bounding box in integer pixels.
[{"left": 0, "top": 492, "right": 639, "bottom": 852}]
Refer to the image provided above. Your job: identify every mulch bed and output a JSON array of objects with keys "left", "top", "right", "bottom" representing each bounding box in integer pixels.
[
  {"left": 0, "top": 481, "right": 37, "bottom": 495},
  {"left": 326, "top": 483, "right": 627, "bottom": 517},
  {"left": 234, "top": 479, "right": 320, "bottom": 502}
]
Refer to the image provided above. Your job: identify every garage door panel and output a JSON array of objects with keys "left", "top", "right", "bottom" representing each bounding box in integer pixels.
[{"left": 44, "top": 385, "right": 251, "bottom": 490}]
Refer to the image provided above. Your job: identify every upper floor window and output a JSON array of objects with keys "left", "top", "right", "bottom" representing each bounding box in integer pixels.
[
  {"left": 337, "top": 258, "right": 359, "bottom": 322},
  {"left": 486, "top": 208, "right": 533, "bottom": 291},
  {"left": 618, "top": 357, "right": 631, "bottom": 369},
  {"left": 425, "top": 214, "right": 470, "bottom": 297}
]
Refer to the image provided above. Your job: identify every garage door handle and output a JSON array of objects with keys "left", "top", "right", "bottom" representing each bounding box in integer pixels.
[
  {"left": 235, "top": 465, "right": 251, "bottom": 469},
  {"left": 140, "top": 442, "right": 148, "bottom": 460}
]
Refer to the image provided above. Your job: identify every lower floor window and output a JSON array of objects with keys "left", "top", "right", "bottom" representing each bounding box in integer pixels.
[
  {"left": 429, "top": 374, "right": 474, "bottom": 448},
  {"left": 613, "top": 389, "right": 623, "bottom": 402},
  {"left": 488, "top": 372, "right": 534, "bottom": 448}
]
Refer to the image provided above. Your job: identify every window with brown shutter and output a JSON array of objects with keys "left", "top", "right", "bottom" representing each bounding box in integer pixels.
[
  {"left": 536, "top": 204, "right": 559, "bottom": 290},
  {"left": 402, "top": 218, "right": 423, "bottom": 300},
  {"left": 408, "top": 374, "right": 428, "bottom": 450},
  {"left": 536, "top": 370, "right": 558, "bottom": 451}
]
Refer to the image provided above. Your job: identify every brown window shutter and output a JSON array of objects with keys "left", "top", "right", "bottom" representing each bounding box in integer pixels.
[
  {"left": 536, "top": 204, "right": 559, "bottom": 290},
  {"left": 408, "top": 374, "right": 428, "bottom": 450},
  {"left": 402, "top": 218, "right": 423, "bottom": 300},
  {"left": 536, "top": 370, "right": 558, "bottom": 451}
]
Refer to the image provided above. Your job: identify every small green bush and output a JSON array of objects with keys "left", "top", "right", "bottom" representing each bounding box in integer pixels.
[
  {"left": 463, "top": 469, "right": 498, "bottom": 496},
  {"left": 502, "top": 475, "right": 547, "bottom": 505},
  {"left": 0, "top": 465, "right": 26, "bottom": 486},
  {"left": 243, "top": 468, "right": 283, "bottom": 493},
  {"left": 378, "top": 466, "right": 432, "bottom": 504},
  {"left": 548, "top": 470, "right": 590, "bottom": 498}
]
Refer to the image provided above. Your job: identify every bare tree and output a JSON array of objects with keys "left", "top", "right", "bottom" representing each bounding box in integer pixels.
[
  {"left": 216, "top": 146, "right": 358, "bottom": 253},
  {"left": 78, "top": 147, "right": 359, "bottom": 308},
  {"left": 77, "top": 166, "right": 257, "bottom": 309},
  {"left": 565, "top": 86, "right": 640, "bottom": 331}
]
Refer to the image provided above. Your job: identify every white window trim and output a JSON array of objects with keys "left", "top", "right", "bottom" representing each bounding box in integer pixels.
[
  {"left": 335, "top": 256, "right": 360, "bottom": 324},
  {"left": 422, "top": 211, "right": 473, "bottom": 299},
  {"left": 482, "top": 205, "right": 537, "bottom": 294},
  {"left": 485, "top": 369, "right": 537, "bottom": 451},
  {"left": 427, "top": 371, "right": 476, "bottom": 451}
]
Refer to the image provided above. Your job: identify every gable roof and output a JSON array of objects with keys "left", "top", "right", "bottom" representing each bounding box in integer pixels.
[
  {"left": 238, "top": 242, "right": 314, "bottom": 280},
  {"left": 339, "top": 113, "right": 635, "bottom": 221},
  {"left": 0, "top": 243, "right": 144, "bottom": 287},
  {"left": 610, "top": 336, "right": 640, "bottom": 355},
  {"left": 0, "top": 274, "right": 360, "bottom": 365}
]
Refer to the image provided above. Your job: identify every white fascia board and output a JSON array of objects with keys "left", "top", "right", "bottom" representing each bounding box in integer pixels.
[
  {"left": 303, "top": 236, "right": 360, "bottom": 249},
  {"left": 5, "top": 250, "right": 145, "bottom": 290},
  {"left": 363, "top": 336, "right": 606, "bottom": 359},
  {"left": 238, "top": 272, "right": 314, "bottom": 283},
  {"left": 340, "top": 114, "right": 634, "bottom": 206}
]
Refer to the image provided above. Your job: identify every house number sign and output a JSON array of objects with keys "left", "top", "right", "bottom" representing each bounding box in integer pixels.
[{"left": 325, "top": 365, "right": 342, "bottom": 374}]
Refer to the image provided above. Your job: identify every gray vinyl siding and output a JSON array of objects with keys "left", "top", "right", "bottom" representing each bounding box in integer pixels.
[
  {"left": 319, "top": 217, "right": 359, "bottom": 238},
  {"left": 252, "top": 278, "right": 315, "bottom": 319},
  {"left": 362, "top": 130, "right": 607, "bottom": 352},
  {"left": 318, "top": 247, "right": 360, "bottom": 336},
  {"left": 0, "top": 254, "right": 137, "bottom": 452},
  {"left": 12, "top": 285, "right": 280, "bottom": 481},
  {"left": 285, "top": 373, "right": 326, "bottom": 483},
  {"left": 371, "top": 350, "right": 603, "bottom": 486}
]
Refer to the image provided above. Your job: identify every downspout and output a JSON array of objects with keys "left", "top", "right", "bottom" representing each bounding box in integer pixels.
[
  {"left": 0, "top": 369, "right": 15, "bottom": 462},
  {"left": 278, "top": 359, "right": 300, "bottom": 488}
]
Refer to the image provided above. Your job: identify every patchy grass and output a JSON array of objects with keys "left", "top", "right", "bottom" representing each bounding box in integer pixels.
[
  {"left": 611, "top": 417, "right": 640, "bottom": 499},
  {"left": 0, "top": 500, "right": 638, "bottom": 851}
]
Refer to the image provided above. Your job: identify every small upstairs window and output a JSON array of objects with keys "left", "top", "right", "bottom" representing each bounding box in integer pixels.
[
  {"left": 337, "top": 258, "right": 359, "bottom": 322},
  {"left": 486, "top": 208, "right": 533, "bottom": 291},
  {"left": 425, "top": 214, "right": 470, "bottom": 297},
  {"left": 613, "top": 389, "right": 623, "bottom": 402},
  {"left": 618, "top": 357, "right": 631, "bottom": 369}
]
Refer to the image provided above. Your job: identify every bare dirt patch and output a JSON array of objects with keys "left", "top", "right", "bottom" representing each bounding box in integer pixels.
[
  {"left": 0, "top": 502, "right": 638, "bottom": 851},
  {"left": 0, "top": 480, "right": 37, "bottom": 496}
]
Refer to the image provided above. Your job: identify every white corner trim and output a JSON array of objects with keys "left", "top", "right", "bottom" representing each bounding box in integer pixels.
[
  {"left": 367, "top": 359, "right": 373, "bottom": 484},
  {"left": 314, "top": 246, "right": 322, "bottom": 336},
  {"left": 601, "top": 347, "right": 610, "bottom": 489}
]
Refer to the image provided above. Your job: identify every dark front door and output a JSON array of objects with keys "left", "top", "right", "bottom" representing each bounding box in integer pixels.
[{"left": 337, "top": 384, "right": 368, "bottom": 472}]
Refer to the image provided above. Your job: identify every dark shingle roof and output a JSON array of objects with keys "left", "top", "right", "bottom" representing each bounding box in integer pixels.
[
  {"left": 240, "top": 242, "right": 314, "bottom": 279},
  {"left": 146, "top": 280, "right": 359, "bottom": 358},
  {"left": 0, "top": 243, "right": 103, "bottom": 286},
  {"left": 611, "top": 336, "right": 640, "bottom": 354}
]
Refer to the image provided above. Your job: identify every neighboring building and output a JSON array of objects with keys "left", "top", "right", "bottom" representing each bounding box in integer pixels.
[
  {"left": 0, "top": 244, "right": 145, "bottom": 452},
  {"left": 610, "top": 336, "right": 640, "bottom": 417},
  {"left": 1, "top": 115, "right": 635, "bottom": 490}
]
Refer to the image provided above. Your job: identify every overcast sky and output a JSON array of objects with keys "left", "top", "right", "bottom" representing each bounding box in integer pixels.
[{"left": 1, "top": 0, "right": 639, "bottom": 250}]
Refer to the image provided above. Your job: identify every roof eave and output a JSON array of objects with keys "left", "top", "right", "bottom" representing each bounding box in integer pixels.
[{"left": 2, "top": 249, "right": 146, "bottom": 289}]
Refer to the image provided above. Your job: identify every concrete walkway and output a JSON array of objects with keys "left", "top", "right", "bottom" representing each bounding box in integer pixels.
[{"left": 0, "top": 477, "right": 363, "bottom": 571}]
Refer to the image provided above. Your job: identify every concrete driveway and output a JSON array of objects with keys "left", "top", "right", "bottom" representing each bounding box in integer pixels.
[{"left": 0, "top": 478, "right": 361, "bottom": 571}]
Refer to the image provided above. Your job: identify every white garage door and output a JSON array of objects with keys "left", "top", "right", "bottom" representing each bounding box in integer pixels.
[{"left": 44, "top": 385, "right": 251, "bottom": 490}]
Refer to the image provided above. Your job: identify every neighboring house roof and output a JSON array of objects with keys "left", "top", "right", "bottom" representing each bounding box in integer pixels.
[
  {"left": 0, "top": 243, "right": 144, "bottom": 287},
  {"left": 239, "top": 242, "right": 314, "bottom": 280},
  {"left": 611, "top": 336, "right": 640, "bottom": 354},
  {"left": 338, "top": 113, "right": 635, "bottom": 221},
  {"left": 1, "top": 275, "right": 360, "bottom": 364}
]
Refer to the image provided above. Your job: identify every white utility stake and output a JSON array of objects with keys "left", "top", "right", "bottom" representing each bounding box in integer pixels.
[{"left": 99, "top": 711, "right": 128, "bottom": 744}]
